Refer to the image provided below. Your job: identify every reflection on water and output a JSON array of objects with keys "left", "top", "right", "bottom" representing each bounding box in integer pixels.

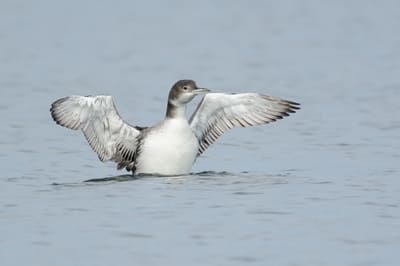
[{"left": 1, "top": 1, "right": 400, "bottom": 266}]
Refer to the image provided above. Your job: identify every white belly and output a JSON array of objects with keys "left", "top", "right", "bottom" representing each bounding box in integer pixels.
[{"left": 135, "top": 118, "right": 199, "bottom": 175}]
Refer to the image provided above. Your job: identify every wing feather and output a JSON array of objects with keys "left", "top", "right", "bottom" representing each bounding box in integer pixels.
[
  {"left": 189, "top": 93, "right": 300, "bottom": 155},
  {"left": 50, "top": 95, "right": 142, "bottom": 170}
]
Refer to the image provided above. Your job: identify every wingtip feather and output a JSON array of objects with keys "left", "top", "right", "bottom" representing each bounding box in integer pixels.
[{"left": 50, "top": 96, "right": 81, "bottom": 130}]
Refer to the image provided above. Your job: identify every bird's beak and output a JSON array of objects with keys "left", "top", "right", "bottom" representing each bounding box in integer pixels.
[{"left": 193, "top": 87, "right": 210, "bottom": 94}]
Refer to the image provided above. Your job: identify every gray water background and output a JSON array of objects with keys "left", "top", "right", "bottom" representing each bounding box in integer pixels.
[{"left": 1, "top": 1, "right": 399, "bottom": 265}]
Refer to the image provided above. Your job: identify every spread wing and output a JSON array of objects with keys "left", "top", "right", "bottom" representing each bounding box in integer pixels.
[
  {"left": 189, "top": 93, "right": 300, "bottom": 155},
  {"left": 50, "top": 95, "right": 143, "bottom": 171}
]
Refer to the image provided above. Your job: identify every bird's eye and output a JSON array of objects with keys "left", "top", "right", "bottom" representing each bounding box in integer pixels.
[{"left": 183, "top": 86, "right": 188, "bottom": 91}]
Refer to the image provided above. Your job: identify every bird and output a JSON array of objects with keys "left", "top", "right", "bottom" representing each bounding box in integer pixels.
[{"left": 50, "top": 79, "right": 300, "bottom": 176}]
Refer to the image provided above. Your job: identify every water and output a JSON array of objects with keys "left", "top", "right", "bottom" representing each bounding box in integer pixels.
[{"left": 1, "top": 1, "right": 400, "bottom": 265}]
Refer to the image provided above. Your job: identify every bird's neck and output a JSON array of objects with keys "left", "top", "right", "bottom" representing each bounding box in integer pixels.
[{"left": 166, "top": 101, "right": 186, "bottom": 119}]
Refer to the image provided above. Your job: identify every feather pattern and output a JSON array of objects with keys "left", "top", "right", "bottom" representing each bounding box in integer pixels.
[
  {"left": 50, "top": 95, "right": 142, "bottom": 170},
  {"left": 189, "top": 93, "right": 300, "bottom": 155}
]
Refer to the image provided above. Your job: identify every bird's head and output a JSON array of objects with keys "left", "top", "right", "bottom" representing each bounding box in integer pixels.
[{"left": 168, "top": 80, "right": 210, "bottom": 106}]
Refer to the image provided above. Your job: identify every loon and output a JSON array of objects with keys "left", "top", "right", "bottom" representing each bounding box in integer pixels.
[{"left": 50, "top": 80, "right": 300, "bottom": 175}]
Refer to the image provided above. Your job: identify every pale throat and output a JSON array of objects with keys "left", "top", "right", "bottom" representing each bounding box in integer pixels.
[{"left": 166, "top": 100, "right": 187, "bottom": 119}]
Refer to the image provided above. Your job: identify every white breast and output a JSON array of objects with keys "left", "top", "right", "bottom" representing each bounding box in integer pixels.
[{"left": 135, "top": 118, "right": 199, "bottom": 175}]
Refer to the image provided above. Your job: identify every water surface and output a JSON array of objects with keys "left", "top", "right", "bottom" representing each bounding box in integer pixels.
[{"left": 1, "top": 1, "right": 399, "bottom": 265}]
